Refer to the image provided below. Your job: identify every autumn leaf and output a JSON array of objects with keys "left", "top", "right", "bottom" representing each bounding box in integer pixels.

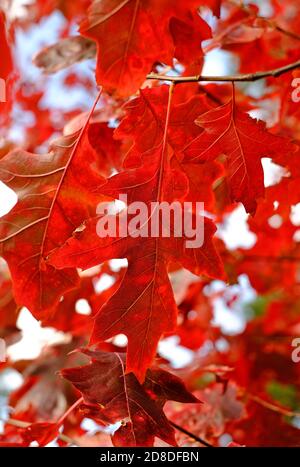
[
  {"left": 184, "top": 98, "right": 294, "bottom": 213},
  {"left": 49, "top": 86, "right": 224, "bottom": 381},
  {"left": 80, "top": 0, "right": 212, "bottom": 96},
  {"left": 33, "top": 36, "right": 96, "bottom": 74},
  {"left": 114, "top": 85, "right": 219, "bottom": 203},
  {"left": 0, "top": 109, "right": 107, "bottom": 318},
  {"left": 62, "top": 349, "right": 198, "bottom": 447},
  {"left": 23, "top": 422, "right": 60, "bottom": 446}
]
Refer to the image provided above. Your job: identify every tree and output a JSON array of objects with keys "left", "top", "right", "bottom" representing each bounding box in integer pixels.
[{"left": 0, "top": 0, "right": 300, "bottom": 447}]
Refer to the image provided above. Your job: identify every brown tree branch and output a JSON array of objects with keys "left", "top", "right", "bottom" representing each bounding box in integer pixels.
[{"left": 147, "top": 59, "right": 300, "bottom": 84}]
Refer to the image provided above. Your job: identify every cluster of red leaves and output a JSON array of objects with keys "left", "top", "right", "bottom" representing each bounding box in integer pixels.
[{"left": 0, "top": 0, "right": 300, "bottom": 447}]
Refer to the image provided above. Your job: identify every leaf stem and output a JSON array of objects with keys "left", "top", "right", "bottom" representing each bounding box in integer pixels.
[
  {"left": 169, "top": 421, "right": 214, "bottom": 448},
  {"left": 57, "top": 396, "right": 84, "bottom": 425}
]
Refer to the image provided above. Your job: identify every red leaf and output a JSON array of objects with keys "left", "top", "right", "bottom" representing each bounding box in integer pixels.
[
  {"left": 62, "top": 349, "right": 198, "bottom": 447},
  {"left": 0, "top": 123, "right": 106, "bottom": 318},
  {"left": 80, "top": 0, "right": 212, "bottom": 96},
  {"left": 23, "top": 422, "right": 60, "bottom": 446},
  {"left": 184, "top": 98, "right": 294, "bottom": 214},
  {"left": 49, "top": 86, "right": 224, "bottom": 381}
]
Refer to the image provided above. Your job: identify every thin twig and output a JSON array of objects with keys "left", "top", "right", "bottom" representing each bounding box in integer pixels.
[
  {"left": 273, "top": 24, "right": 300, "bottom": 42},
  {"left": 147, "top": 59, "right": 300, "bottom": 84},
  {"left": 57, "top": 396, "right": 83, "bottom": 425},
  {"left": 169, "top": 421, "right": 214, "bottom": 448},
  {"left": 248, "top": 394, "right": 300, "bottom": 418}
]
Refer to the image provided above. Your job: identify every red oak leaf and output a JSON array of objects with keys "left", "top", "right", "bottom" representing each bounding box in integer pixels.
[
  {"left": 0, "top": 121, "right": 106, "bottom": 319},
  {"left": 22, "top": 422, "right": 60, "bottom": 446},
  {"left": 80, "top": 0, "right": 212, "bottom": 96},
  {"left": 0, "top": 417, "right": 60, "bottom": 447},
  {"left": 62, "top": 349, "right": 198, "bottom": 447},
  {"left": 48, "top": 181, "right": 223, "bottom": 381},
  {"left": 114, "top": 85, "right": 220, "bottom": 205},
  {"left": 49, "top": 87, "right": 224, "bottom": 381},
  {"left": 184, "top": 98, "right": 294, "bottom": 214},
  {"left": 115, "top": 85, "right": 211, "bottom": 167}
]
